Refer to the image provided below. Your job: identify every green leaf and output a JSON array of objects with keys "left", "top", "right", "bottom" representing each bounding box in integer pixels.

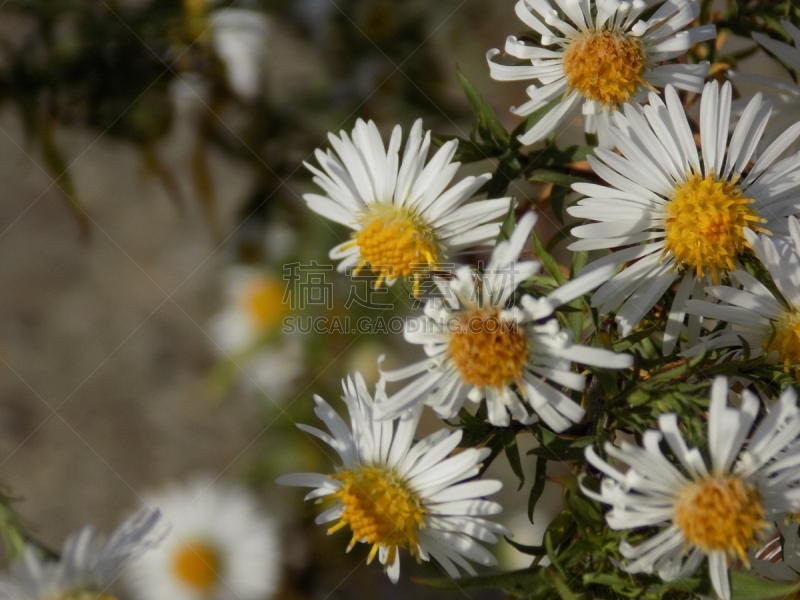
[
  {"left": 731, "top": 572, "right": 800, "bottom": 599},
  {"left": 762, "top": 15, "right": 786, "bottom": 40},
  {"left": 534, "top": 144, "right": 595, "bottom": 167},
  {"left": 0, "top": 498, "right": 27, "bottom": 560},
  {"left": 571, "top": 249, "right": 588, "bottom": 277},
  {"left": 505, "top": 536, "right": 547, "bottom": 557},
  {"left": 528, "top": 454, "right": 548, "bottom": 521},
  {"left": 651, "top": 575, "right": 705, "bottom": 595},
  {"left": 502, "top": 428, "right": 525, "bottom": 489},
  {"left": 567, "top": 310, "right": 585, "bottom": 345},
  {"left": 38, "top": 119, "right": 89, "bottom": 235},
  {"left": 528, "top": 431, "right": 593, "bottom": 462},
  {"left": 582, "top": 573, "right": 633, "bottom": 587},
  {"left": 544, "top": 523, "right": 568, "bottom": 579},
  {"left": 456, "top": 68, "right": 509, "bottom": 148},
  {"left": 485, "top": 151, "right": 523, "bottom": 197},
  {"left": 551, "top": 185, "right": 569, "bottom": 225},
  {"left": 531, "top": 228, "right": 567, "bottom": 285},
  {"left": 415, "top": 567, "right": 553, "bottom": 595},
  {"left": 613, "top": 326, "right": 658, "bottom": 352},
  {"left": 549, "top": 570, "right": 579, "bottom": 600},
  {"left": 543, "top": 511, "right": 577, "bottom": 558},
  {"left": 564, "top": 490, "right": 602, "bottom": 530},
  {"left": 498, "top": 201, "right": 517, "bottom": 242},
  {"left": 564, "top": 250, "right": 589, "bottom": 341},
  {"left": 646, "top": 349, "right": 708, "bottom": 384}
]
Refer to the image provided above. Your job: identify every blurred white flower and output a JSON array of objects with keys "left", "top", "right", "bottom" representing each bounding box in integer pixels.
[
  {"left": 263, "top": 220, "right": 297, "bottom": 262},
  {"left": 168, "top": 72, "right": 212, "bottom": 119},
  {"left": 210, "top": 8, "right": 271, "bottom": 101},
  {"left": 209, "top": 266, "right": 288, "bottom": 356},
  {"left": 244, "top": 337, "right": 304, "bottom": 401},
  {"left": 126, "top": 479, "right": 280, "bottom": 600},
  {"left": 209, "top": 266, "right": 303, "bottom": 402},
  {"left": 0, "top": 509, "right": 159, "bottom": 600}
]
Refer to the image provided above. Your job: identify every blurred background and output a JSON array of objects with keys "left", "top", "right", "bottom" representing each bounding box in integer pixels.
[{"left": 0, "top": 0, "right": 788, "bottom": 598}]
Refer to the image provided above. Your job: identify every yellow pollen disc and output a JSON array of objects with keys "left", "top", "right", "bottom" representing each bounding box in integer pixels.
[
  {"left": 447, "top": 310, "right": 530, "bottom": 390},
  {"left": 171, "top": 541, "right": 222, "bottom": 590},
  {"left": 562, "top": 30, "right": 647, "bottom": 107},
  {"left": 673, "top": 475, "right": 769, "bottom": 564},
  {"left": 328, "top": 465, "right": 425, "bottom": 566},
  {"left": 764, "top": 311, "right": 800, "bottom": 371},
  {"left": 244, "top": 276, "right": 287, "bottom": 330},
  {"left": 663, "top": 173, "right": 766, "bottom": 284},
  {"left": 352, "top": 205, "right": 441, "bottom": 292}
]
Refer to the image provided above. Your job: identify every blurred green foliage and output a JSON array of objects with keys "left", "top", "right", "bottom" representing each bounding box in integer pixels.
[{"left": 0, "top": 0, "right": 456, "bottom": 237}]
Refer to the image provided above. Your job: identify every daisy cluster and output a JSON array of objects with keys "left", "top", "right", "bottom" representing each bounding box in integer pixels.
[{"left": 270, "top": 2, "right": 800, "bottom": 599}]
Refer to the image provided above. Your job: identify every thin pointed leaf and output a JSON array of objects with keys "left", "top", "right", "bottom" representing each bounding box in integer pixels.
[
  {"left": 38, "top": 120, "right": 89, "bottom": 234},
  {"left": 456, "top": 68, "right": 509, "bottom": 148},
  {"left": 501, "top": 429, "right": 525, "bottom": 489},
  {"left": 528, "top": 455, "right": 548, "bottom": 521},
  {"left": 532, "top": 228, "right": 567, "bottom": 285}
]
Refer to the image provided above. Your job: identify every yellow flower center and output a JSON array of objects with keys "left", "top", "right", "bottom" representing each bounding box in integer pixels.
[
  {"left": 663, "top": 173, "right": 765, "bottom": 284},
  {"left": 244, "top": 276, "right": 287, "bottom": 330},
  {"left": 447, "top": 310, "right": 530, "bottom": 390},
  {"left": 351, "top": 205, "right": 441, "bottom": 290},
  {"left": 673, "top": 475, "right": 769, "bottom": 563},
  {"left": 562, "top": 30, "right": 647, "bottom": 107},
  {"left": 171, "top": 541, "right": 222, "bottom": 590},
  {"left": 765, "top": 311, "right": 800, "bottom": 370},
  {"left": 328, "top": 465, "right": 425, "bottom": 566}
]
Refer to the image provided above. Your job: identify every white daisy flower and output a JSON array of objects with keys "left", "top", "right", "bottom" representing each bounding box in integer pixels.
[
  {"left": 730, "top": 20, "right": 800, "bottom": 155},
  {"left": 376, "top": 211, "right": 632, "bottom": 430},
  {"left": 303, "top": 118, "right": 512, "bottom": 291},
  {"left": 487, "top": 0, "right": 715, "bottom": 146},
  {"left": 126, "top": 479, "right": 280, "bottom": 600},
  {"left": 567, "top": 80, "right": 800, "bottom": 354},
  {"left": 209, "top": 266, "right": 288, "bottom": 355},
  {"left": 684, "top": 217, "right": 800, "bottom": 368},
  {"left": 0, "top": 509, "right": 160, "bottom": 600},
  {"left": 277, "top": 373, "right": 509, "bottom": 582},
  {"left": 582, "top": 377, "right": 800, "bottom": 600}
]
